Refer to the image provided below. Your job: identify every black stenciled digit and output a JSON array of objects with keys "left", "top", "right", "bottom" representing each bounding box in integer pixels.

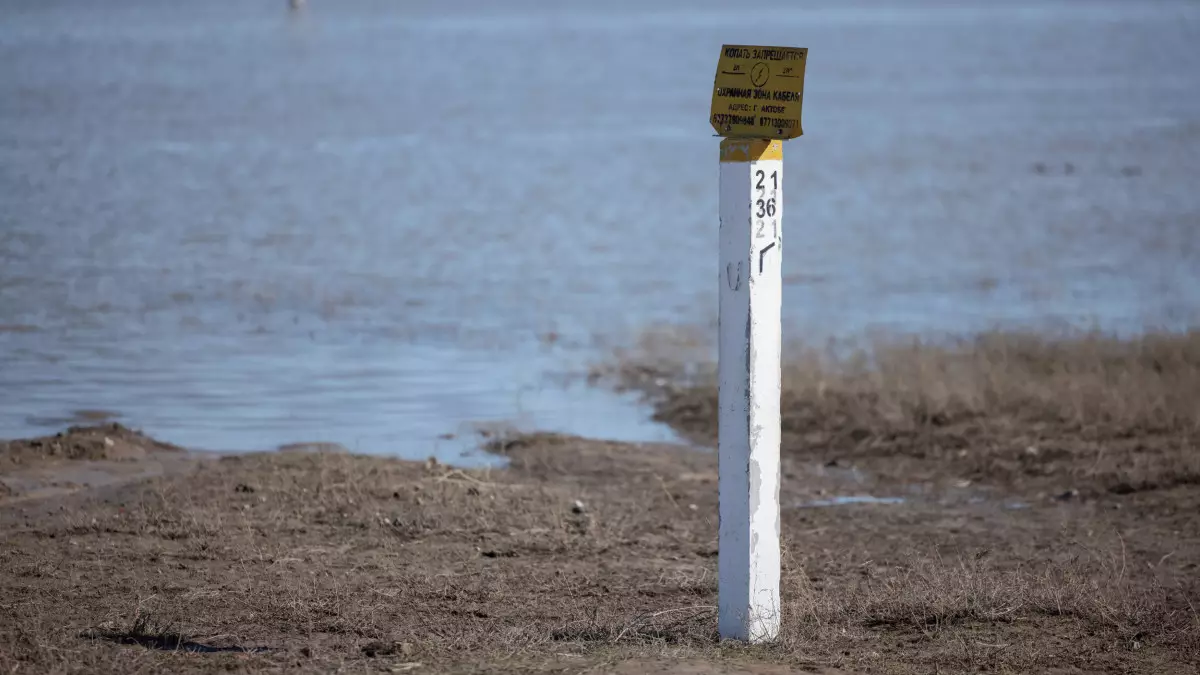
[
  {"left": 755, "top": 170, "right": 765, "bottom": 191},
  {"left": 765, "top": 198, "right": 776, "bottom": 217},
  {"left": 758, "top": 242, "right": 776, "bottom": 273},
  {"left": 771, "top": 171, "right": 778, "bottom": 191},
  {"left": 755, "top": 199, "right": 766, "bottom": 218}
]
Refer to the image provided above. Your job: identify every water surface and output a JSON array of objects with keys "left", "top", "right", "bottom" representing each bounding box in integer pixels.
[{"left": 2, "top": 0, "right": 1198, "bottom": 457}]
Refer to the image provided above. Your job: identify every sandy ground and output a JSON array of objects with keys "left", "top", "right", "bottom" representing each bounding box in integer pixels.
[{"left": 2, "top": 332, "right": 1199, "bottom": 673}]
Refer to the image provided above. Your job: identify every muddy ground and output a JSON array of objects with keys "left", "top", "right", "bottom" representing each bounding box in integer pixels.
[{"left": 2, "top": 331, "right": 1199, "bottom": 673}]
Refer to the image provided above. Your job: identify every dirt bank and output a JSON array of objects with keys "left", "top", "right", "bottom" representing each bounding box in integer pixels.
[
  {"left": 2, "top": 414, "right": 1198, "bottom": 673},
  {"left": 0, "top": 424, "right": 202, "bottom": 508},
  {"left": 2, "top": 423, "right": 183, "bottom": 466}
]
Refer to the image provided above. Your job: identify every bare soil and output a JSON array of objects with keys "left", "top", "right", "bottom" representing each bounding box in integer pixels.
[
  {"left": 2, "top": 331, "right": 1199, "bottom": 673},
  {"left": 0, "top": 425, "right": 202, "bottom": 508}
]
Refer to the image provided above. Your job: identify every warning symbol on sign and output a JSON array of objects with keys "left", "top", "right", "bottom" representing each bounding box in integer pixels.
[{"left": 750, "top": 63, "right": 770, "bottom": 87}]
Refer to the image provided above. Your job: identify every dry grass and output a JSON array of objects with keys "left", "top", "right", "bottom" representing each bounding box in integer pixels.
[
  {"left": 80, "top": 611, "right": 270, "bottom": 654},
  {"left": 779, "top": 329, "right": 1200, "bottom": 432},
  {"left": 602, "top": 326, "right": 1200, "bottom": 431},
  {"left": 2, "top": 430, "right": 1198, "bottom": 673},
  {"left": 787, "top": 555, "right": 1197, "bottom": 644},
  {"left": 4, "top": 326, "right": 1200, "bottom": 672},
  {"left": 598, "top": 327, "right": 1200, "bottom": 496}
]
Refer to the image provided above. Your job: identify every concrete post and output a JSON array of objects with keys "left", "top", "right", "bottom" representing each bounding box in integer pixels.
[{"left": 717, "top": 137, "right": 783, "bottom": 643}]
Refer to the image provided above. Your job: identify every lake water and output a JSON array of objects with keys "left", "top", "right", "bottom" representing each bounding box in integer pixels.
[{"left": 2, "top": 0, "right": 1199, "bottom": 459}]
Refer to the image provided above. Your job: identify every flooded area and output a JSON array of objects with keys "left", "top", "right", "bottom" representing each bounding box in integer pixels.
[{"left": 2, "top": 0, "right": 1199, "bottom": 458}]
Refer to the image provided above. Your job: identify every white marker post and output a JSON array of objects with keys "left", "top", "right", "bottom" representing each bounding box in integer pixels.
[
  {"left": 709, "top": 43, "right": 806, "bottom": 643},
  {"left": 717, "top": 138, "right": 783, "bottom": 642}
]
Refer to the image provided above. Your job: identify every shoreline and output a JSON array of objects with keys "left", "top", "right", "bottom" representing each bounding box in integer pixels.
[{"left": 3, "top": 330, "right": 1199, "bottom": 673}]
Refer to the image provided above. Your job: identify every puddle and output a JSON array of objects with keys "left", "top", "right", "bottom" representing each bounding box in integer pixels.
[
  {"left": 1, "top": 343, "right": 684, "bottom": 468},
  {"left": 793, "top": 495, "right": 906, "bottom": 508}
]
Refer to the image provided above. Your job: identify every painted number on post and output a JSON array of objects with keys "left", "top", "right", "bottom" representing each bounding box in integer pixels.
[{"left": 754, "top": 169, "right": 780, "bottom": 272}]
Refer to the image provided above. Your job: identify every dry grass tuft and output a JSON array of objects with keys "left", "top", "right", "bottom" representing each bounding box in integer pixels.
[
  {"left": 550, "top": 606, "right": 718, "bottom": 646},
  {"left": 83, "top": 612, "right": 190, "bottom": 651}
]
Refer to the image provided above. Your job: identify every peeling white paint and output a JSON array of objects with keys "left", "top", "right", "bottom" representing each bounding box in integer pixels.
[{"left": 717, "top": 147, "right": 782, "bottom": 643}]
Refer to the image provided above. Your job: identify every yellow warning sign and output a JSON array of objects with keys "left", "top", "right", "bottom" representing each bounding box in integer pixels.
[{"left": 709, "top": 45, "right": 808, "bottom": 140}]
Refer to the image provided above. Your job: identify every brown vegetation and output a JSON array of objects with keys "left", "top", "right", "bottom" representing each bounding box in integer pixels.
[
  {"left": 1, "top": 330, "right": 1198, "bottom": 672},
  {"left": 0, "top": 428, "right": 1195, "bottom": 671}
]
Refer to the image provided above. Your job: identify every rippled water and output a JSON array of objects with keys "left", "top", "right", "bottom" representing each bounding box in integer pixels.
[{"left": 3, "top": 0, "right": 1199, "bottom": 457}]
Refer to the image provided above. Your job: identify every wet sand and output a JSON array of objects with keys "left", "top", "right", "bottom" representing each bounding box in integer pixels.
[{"left": 2, "top": 332, "right": 1198, "bottom": 673}]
